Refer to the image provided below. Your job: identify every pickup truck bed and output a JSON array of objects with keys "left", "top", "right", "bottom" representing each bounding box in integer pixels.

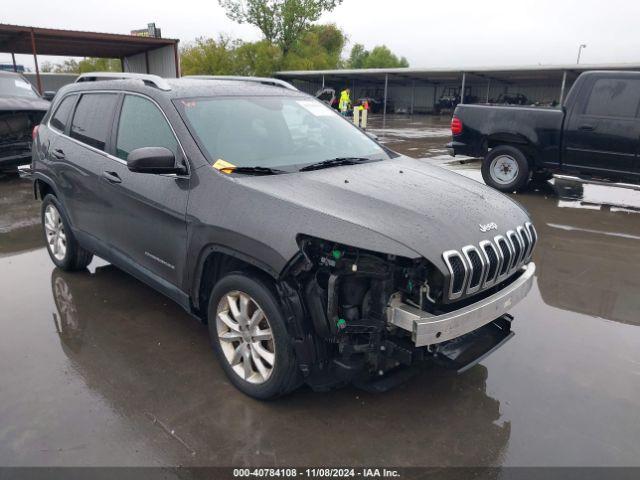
[{"left": 448, "top": 71, "right": 640, "bottom": 192}]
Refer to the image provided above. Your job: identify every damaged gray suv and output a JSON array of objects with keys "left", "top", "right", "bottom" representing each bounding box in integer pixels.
[{"left": 32, "top": 73, "right": 537, "bottom": 399}]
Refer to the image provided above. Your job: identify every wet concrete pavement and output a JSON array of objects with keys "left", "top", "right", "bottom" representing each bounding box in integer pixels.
[{"left": 1, "top": 116, "right": 640, "bottom": 468}]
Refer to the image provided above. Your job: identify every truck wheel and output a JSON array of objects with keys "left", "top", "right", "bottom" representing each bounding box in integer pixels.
[
  {"left": 207, "top": 272, "right": 300, "bottom": 399},
  {"left": 41, "top": 194, "right": 93, "bottom": 271},
  {"left": 482, "top": 145, "right": 531, "bottom": 192}
]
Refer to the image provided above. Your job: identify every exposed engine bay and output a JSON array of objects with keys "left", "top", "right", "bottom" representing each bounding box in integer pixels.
[{"left": 277, "top": 236, "right": 523, "bottom": 390}]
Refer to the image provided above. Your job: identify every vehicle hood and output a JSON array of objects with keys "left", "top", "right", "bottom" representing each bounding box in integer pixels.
[
  {"left": 234, "top": 156, "right": 531, "bottom": 270},
  {"left": 0, "top": 96, "right": 50, "bottom": 112}
]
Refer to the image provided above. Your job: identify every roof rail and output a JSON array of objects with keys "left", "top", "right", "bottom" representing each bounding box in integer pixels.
[
  {"left": 183, "top": 75, "right": 298, "bottom": 91},
  {"left": 75, "top": 72, "right": 171, "bottom": 91}
]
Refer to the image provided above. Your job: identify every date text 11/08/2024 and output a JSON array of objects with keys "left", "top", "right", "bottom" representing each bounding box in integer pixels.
[{"left": 233, "top": 468, "right": 401, "bottom": 478}]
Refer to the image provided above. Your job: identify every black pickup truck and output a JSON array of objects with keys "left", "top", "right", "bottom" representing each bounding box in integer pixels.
[{"left": 448, "top": 71, "right": 640, "bottom": 192}]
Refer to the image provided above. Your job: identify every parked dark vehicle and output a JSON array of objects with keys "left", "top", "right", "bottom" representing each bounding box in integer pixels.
[
  {"left": 495, "top": 93, "right": 529, "bottom": 105},
  {"left": 32, "top": 73, "right": 537, "bottom": 399},
  {"left": 437, "top": 87, "right": 477, "bottom": 113},
  {"left": 448, "top": 71, "right": 640, "bottom": 192},
  {"left": 0, "top": 71, "right": 50, "bottom": 172}
]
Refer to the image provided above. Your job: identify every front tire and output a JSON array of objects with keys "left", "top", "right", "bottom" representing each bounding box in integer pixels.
[
  {"left": 207, "top": 272, "right": 300, "bottom": 399},
  {"left": 41, "top": 194, "right": 93, "bottom": 271},
  {"left": 481, "top": 145, "right": 531, "bottom": 192}
]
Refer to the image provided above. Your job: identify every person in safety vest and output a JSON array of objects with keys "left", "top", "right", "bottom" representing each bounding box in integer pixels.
[{"left": 339, "top": 88, "right": 351, "bottom": 116}]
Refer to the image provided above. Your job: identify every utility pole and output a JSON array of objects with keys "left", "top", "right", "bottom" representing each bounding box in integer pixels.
[{"left": 576, "top": 44, "right": 587, "bottom": 64}]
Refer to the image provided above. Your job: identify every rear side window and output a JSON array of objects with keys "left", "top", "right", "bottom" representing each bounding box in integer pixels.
[
  {"left": 115, "top": 95, "right": 178, "bottom": 160},
  {"left": 50, "top": 95, "right": 76, "bottom": 132},
  {"left": 584, "top": 78, "right": 640, "bottom": 118},
  {"left": 70, "top": 93, "right": 118, "bottom": 151}
]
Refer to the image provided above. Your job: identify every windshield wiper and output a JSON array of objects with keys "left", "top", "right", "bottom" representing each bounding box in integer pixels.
[
  {"left": 229, "top": 166, "right": 287, "bottom": 176},
  {"left": 299, "top": 157, "right": 373, "bottom": 172}
]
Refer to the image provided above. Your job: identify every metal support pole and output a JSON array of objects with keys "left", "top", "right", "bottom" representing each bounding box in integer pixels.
[
  {"left": 173, "top": 42, "right": 181, "bottom": 77},
  {"left": 383, "top": 73, "right": 389, "bottom": 128},
  {"left": 486, "top": 79, "right": 491, "bottom": 103},
  {"left": 144, "top": 51, "right": 150, "bottom": 74},
  {"left": 410, "top": 80, "right": 415, "bottom": 115},
  {"left": 322, "top": 75, "right": 325, "bottom": 89},
  {"left": 559, "top": 71, "right": 567, "bottom": 106},
  {"left": 460, "top": 72, "right": 466, "bottom": 105},
  {"left": 11, "top": 53, "right": 17, "bottom": 72},
  {"left": 432, "top": 85, "right": 437, "bottom": 114},
  {"left": 30, "top": 29, "right": 42, "bottom": 95}
]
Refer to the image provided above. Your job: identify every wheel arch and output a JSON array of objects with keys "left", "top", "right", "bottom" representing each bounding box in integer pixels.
[
  {"left": 485, "top": 132, "right": 539, "bottom": 166},
  {"left": 191, "top": 244, "right": 281, "bottom": 322},
  {"left": 33, "top": 174, "right": 59, "bottom": 201}
]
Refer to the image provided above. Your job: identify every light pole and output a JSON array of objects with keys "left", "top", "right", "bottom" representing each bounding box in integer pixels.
[{"left": 576, "top": 44, "right": 587, "bottom": 64}]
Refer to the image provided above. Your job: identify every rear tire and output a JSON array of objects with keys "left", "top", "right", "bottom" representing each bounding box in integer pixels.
[
  {"left": 41, "top": 194, "right": 93, "bottom": 271},
  {"left": 207, "top": 272, "right": 300, "bottom": 399},
  {"left": 482, "top": 145, "right": 531, "bottom": 192}
]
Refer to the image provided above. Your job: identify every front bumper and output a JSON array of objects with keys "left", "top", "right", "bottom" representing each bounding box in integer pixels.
[{"left": 386, "top": 263, "right": 536, "bottom": 347}]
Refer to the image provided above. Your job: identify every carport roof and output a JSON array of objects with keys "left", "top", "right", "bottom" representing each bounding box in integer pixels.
[
  {"left": 277, "top": 63, "right": 640, "bottom": 84},
  {"left": 0, "top": 23, "right": 178, "bottom": 58}
]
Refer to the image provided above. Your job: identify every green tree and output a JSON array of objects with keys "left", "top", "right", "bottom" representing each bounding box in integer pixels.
[
  {"left": 77, "top": 58, "right": 121, "bottom": 73},
  {"left": 364, "top": 46, "right": 408, "bottom": 68},
  {"left": 234, "top": 40, "right": 283, "bottom": 76},
  {"left": 218, "top": 0, "right": 343, "bottom": 54},
  {"left": 346, "top": 44, "right": 409, "bottom": 69},
  {"left": 39, "top": 58, "right": 120, "bottom": 74},
  {"left": 347, "top": 43, "right": 368, "bottom": 69},
  {"left": 180, "top": 24, "right": 345, "bottom": 76},
  {"left": 283, "top": 24, "right": 346, "bottom": 70},
  {"left": 180, "top": 36, "right": 241, "bottom": 75}
]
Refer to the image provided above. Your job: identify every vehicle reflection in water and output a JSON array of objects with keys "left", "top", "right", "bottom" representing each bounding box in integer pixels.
[
  {"left": 0, "top": 175, "right": 43, "bottom": 257},
  {"left": 51, "top": 266, "right": 510, "bottom": 466},
  {"left": 521, "top": 177, "right": 640, "bottom": 327}
]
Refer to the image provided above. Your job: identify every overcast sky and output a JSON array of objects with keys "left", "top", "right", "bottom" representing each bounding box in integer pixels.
[{"left": 3, "top": 0, "right": 640, "bottom": 70}]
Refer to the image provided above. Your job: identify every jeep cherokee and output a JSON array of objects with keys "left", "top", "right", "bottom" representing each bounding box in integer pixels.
[{"left": 32, "top": 73, "right": 537, "bottom": 399}]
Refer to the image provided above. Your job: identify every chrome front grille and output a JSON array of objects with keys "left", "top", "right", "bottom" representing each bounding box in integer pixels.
[
  {"left": 442, "top": 223, "right": 537, "bottom": 301},
  {"left": 462, "top": 246, "right": 484, "bottom": 294}
]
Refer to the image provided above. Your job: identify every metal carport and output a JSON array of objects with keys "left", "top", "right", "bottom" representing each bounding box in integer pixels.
[
  {"left": 0, "top": 24, "right": 180, "bottom": 94},
  {"left": 277, "top": 63, "right": 640, "bottom": 124}
]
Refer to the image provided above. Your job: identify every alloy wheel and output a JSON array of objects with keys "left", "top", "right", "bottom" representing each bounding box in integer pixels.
[
  {"left": 44, "top": 204, "right": 67, "bottom": 261},
  {"left": 216, "top": 291, "right": 275, "bottom": 384}
]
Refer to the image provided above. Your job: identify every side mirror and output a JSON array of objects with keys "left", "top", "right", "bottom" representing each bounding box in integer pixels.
[
  {"left": 43, "top": 91, "right": 56, "bottom": 101},
  {"left": 127, "top": 147, "right": 183, "bottom": 175}
]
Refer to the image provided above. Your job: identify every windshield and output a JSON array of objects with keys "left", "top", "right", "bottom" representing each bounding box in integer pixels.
[
  {"left": 0, "top": 76, "right": 39, "bottom": 98},
  {"left": 176, "top": 96, "right": 392, "bottom": 172}
]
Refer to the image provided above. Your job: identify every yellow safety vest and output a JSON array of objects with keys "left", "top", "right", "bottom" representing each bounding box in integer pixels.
[{"left": 339, "top": 90, "right": 351, "bottom": 111}]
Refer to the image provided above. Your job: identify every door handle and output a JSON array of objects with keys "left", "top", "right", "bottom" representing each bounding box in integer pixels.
[
  {"left": 51, "top": 148, "right": 65, "bottom": 160},
  {"left": 102, "top": 171, "right": 122, "bottom": 184},
  {"left": 578, "top": 124, "right": 595, "bottom": 131}
]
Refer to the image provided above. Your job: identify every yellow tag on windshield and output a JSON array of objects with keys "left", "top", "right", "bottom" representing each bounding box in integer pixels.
[{"left": 213, "top": 159, "right": 237, "bottom": 174}]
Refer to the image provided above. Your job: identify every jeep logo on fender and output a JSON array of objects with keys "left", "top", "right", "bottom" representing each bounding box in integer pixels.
[{"left": 479, "top": 222, "right": 498, "bottom": 233}]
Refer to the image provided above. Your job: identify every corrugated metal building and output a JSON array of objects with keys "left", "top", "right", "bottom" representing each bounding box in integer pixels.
[{"left": 276, "top": 63, "right": 640, "bottom": 114}]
